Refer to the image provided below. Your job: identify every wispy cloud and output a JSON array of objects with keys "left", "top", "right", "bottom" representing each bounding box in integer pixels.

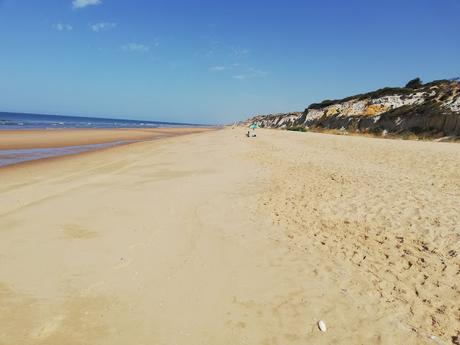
[
  {"left": 209, "top": 63, "right": 267, "bottom": 80},
  {"left": 209, "top": 63, "right": 242, "bottom": 72},
  {"left": 210, "top": 66, "right": 228, "bottom": 71},
  {"left": 233, "top": 68, "right": 267, "bottom": 80},
  {"left": 199, "top": 42, "right": 249, "bottom": 60},
  {"left": 72, "top": 0, "right": 101, "bottom": 9},
  {"left": 122, "top": 43, "right": 150, "bottom": 53},
  {"left": 54, "top": 23, "right": 73, "bottom": 31},
  {"left": 90, "top": 22, "right": 117, "bottom": 32},
  {"left": 231, "top": 48, "right": 249, "bottom": 58}
]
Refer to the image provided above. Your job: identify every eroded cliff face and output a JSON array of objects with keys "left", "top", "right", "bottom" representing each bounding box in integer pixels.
[{"left": 244, "top": 80, "right": 460, "bottom": 137}]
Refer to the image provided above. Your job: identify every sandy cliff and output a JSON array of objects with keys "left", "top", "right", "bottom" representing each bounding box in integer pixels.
[{"left": 244, "top": 79, "right": 460, "bottom": 138}]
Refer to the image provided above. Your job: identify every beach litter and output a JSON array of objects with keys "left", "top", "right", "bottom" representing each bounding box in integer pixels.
[{"left": 318, "top": 320, "right": 327, "bottom": 332}]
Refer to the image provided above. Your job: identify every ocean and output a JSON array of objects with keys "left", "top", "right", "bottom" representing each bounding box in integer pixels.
[
  {"left": 0, "top": 111, "right": 198, "bottom": 130},
  {"left": 0, "top": 112, "right": 204, "bottom": 167}
]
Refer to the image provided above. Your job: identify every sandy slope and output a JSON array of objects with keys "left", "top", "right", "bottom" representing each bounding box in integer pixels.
[{"left": 0, "top": 128, "right": 458, "bottom": 345}]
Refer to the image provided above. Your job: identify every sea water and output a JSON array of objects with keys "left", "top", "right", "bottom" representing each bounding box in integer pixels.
[
  {"left": 0, "top": 112, "right": 203, "bottom": 167},
  {"left": 0, "top": 141, "right": 138, "bottom": 167},
  {"left": 0, "top": 111, "right": 198, "bottom": 130}
]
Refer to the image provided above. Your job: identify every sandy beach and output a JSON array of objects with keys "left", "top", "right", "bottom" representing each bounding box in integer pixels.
[{"left": 0, "top": 128, "right": 459, "bottom": 345}]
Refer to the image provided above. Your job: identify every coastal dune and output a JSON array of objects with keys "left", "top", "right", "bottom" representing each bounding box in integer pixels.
[{"left": 0, "top": 128, "right": 459, "bottom": 344}]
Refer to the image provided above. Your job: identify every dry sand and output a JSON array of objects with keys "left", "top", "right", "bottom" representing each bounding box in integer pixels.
[{"left": 0, "top": 128, "right": 459, "bottom": 345}]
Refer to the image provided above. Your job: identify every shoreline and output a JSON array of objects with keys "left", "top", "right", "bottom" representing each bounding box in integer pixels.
[
  {"left": 0, "top": 127, "right": 214, "bottom": 169},
  {"left": 0, "top": 127, "right": 214, "bottom": 150}
]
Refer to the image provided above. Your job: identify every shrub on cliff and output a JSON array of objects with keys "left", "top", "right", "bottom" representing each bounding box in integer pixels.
[
  {"left": 307, "top": 87, "right": 415, "bottom": 111},
  {"left": 308, "top": 99, "right": 337, "bottom": 110},
  {"left": 405, "top": 78, "right": 423, "bottom": 89},
  {"left": 358, "top": 87, "right": 414, "bottom": 100}
]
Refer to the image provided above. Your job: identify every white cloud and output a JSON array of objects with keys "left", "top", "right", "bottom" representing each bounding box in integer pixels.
[
  {"left": 90, "top": 22, "right": 117, "bottom": 32},
  {"left": 54, "top": 23, "right": 73, "bottom": 31},
  {"left": 122, "top": 43, "right": 150, "bottom": 53},
  {"left": 72, "top": 0, "right": 102, "bottom": 9}
]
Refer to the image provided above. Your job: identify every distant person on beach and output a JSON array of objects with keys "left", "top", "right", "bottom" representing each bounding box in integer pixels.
[{"left": 247, "top": 123, "right": 257, "bottom": 137}]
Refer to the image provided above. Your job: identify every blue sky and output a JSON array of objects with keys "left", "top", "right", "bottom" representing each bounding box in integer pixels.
[{"left": 0, "top": 0, "right": 459, "bottom": 124}]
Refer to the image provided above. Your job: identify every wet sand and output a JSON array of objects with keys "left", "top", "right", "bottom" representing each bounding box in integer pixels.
[
  {"left": 0, "top": 128, "right": 458, "bottom": 344},
  {"left": 0, "top": 127, "right": 210, "bottom": 150}
]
